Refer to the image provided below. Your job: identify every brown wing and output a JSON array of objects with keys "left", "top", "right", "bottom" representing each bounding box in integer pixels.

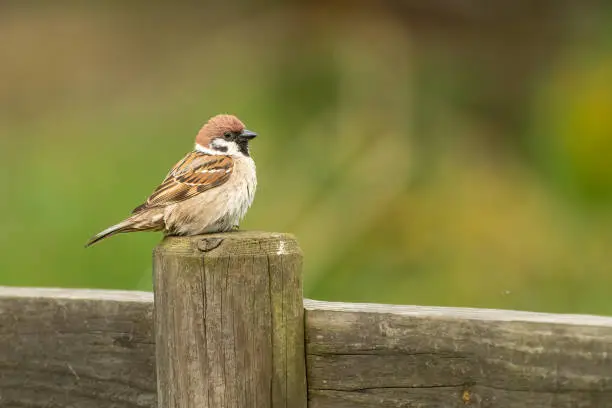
[{"left": 132, "top": 152, "right": 233, "bottom": 213}]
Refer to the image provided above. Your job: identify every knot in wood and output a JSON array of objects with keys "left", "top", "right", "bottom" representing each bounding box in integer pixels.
[{"left": 197, "top": 237, "right": 224, "bottom": 252}]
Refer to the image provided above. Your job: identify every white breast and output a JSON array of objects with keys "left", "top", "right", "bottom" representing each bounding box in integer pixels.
[
  {"left": 225, "top": 155, "right": 257, "bottom": 224},
  {"left": 164, "top": 155, "right": 257, "bottom": 235}
]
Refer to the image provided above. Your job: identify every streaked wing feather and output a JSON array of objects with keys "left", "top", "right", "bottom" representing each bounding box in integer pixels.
[{"left": 132, "top": 152, "right": 233, "bottom": 213}]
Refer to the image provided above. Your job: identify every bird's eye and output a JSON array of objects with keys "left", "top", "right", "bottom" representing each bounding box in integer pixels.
[{"left": 223, "top": 131, "right": 232, "bottom": 139}]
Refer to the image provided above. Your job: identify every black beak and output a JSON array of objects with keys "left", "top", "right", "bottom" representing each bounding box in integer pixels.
[{"left": 239, "top": 129, "right": 257, "bottom": 140}]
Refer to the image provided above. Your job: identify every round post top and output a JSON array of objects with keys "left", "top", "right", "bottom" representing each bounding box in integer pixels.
[{"left": 154, "top": 230, "right": 301, "bottom": 257}]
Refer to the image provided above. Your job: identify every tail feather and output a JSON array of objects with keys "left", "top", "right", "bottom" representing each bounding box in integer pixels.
[
  {"left": 86, "top": 209, "right": 165, "bottom": 247},
  {"left": 85, "top": 220, "right": 138, "bottom": 247}
]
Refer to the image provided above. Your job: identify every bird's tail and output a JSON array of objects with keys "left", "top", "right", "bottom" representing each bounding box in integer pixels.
[
  {"left": 85, "top": 211, "right": 163, "bottom": 247},
  {"left": 85, "top": 219, "right": 139, "bottom": 247}
]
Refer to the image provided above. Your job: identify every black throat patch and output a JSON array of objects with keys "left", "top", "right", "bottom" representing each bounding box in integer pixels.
[{"left": 237, "top": 139, "right": 250, "bottom": 156}]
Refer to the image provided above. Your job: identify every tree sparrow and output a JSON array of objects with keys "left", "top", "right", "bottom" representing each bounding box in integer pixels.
[{"left": 86, "top": 114, "right": 257, "bottom": 247}]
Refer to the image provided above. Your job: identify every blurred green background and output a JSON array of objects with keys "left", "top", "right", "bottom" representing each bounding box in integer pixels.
[{"left": 2, "top": 1, "right": 612, "bottom": 315}]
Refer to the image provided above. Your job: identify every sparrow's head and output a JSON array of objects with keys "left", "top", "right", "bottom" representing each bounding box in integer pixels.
[{"left": 195, "top": 114, "right": 257, "bottom": 157}]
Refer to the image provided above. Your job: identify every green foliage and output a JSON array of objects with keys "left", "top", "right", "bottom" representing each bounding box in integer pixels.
[
  {"left": 529, "top": 47, "right": 612, "bottom": 205},
  {"left": 1, "top": 4, "right": 612, "bottom": 316}
]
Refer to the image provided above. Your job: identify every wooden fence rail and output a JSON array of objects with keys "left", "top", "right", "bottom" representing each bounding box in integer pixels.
[{"left": 2, "top": 231, "right": 612, "bottom": 407}]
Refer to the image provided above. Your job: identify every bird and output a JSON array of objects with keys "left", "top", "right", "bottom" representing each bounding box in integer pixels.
[{"left": 86, "top": 114, "right": 258, "bottom": 247}]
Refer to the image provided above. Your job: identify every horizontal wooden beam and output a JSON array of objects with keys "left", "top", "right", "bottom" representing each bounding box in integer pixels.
[
  {"left": 3, "top": 287, "right": 612, "bottom": 407},
  {"left": 0, "top": 286, "right": 156, "bottom": 408},
  {"left": 304, "top": 299, "right": 612, "bottom": 408}
]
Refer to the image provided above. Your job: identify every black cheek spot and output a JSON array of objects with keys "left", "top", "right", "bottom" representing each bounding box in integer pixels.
[{"left": 216, "top": 145, "right": 228, "bottom": 153}]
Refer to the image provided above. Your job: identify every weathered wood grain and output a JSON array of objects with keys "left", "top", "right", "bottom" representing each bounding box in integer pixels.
[
  {"left": 304, "top": 300, "right": 612, "bottom": 408},
  {"left": 0, "top": 286, "right": 156, "bottom": 408},
  {"left": 154, "top": 231, "right": 307, "bottom": 408},
  {"left": 3, "top": 277, "right": 612, "bottom": 407}
]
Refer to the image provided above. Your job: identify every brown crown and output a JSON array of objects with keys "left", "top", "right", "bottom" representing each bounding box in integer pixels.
[{"left": 195, "top": 114, "right": 245, "bottom": 147}]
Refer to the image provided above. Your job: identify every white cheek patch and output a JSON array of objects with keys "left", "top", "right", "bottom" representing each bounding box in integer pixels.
[
  {"left": 211, "top": 139, "right": 229, "bottom": 149},
  {"left": 211, "top": 139, "right": 242, "bottom": 156},
  {"left": 195, "top": 139, "right": 246, "bottom": 157}
]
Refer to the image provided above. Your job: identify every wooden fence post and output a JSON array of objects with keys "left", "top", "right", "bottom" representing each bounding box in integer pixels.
[{"left": 153, "top": 231, "right": 307, "bottom": 408}]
